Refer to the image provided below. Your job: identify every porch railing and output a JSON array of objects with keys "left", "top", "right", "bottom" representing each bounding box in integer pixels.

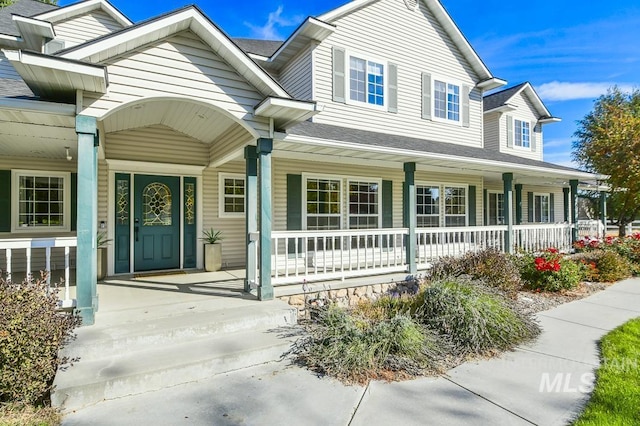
[
  {"left": 576, "top": 220, "right": 605, "bottom": 238},
  {"left": 0, "top": 237, "right": 77, "bottom": 308},
  {"left": 270, "top": 223, "right": 573, "bottom": 285}
]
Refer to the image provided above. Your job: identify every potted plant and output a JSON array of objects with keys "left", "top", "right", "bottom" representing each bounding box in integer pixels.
[
  {"left": 201, "top": 228, "right": 224, "bottom": 272},
  {"left": 97, "top": 231, "right": 111, "bottom": 281}
]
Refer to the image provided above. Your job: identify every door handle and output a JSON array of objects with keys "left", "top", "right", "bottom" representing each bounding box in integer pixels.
[{"left": 134, "top": 218, "right": 139, "bottom": 242}]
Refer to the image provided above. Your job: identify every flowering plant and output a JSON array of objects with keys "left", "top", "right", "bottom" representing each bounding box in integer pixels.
[{"left": 519, "top": 247, "right": 581, "bottom": 292}]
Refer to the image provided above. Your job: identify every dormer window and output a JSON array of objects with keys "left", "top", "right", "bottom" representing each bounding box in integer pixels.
[
  {"left": 515, "top": 119, "right": 530, "bottom": 148},
  {"left": 349, "top": 55, "right": 385, "bottom": 107}
]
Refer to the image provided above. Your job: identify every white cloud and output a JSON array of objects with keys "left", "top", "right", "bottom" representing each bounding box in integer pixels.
[
  {"left": 543, "top": 137, "right": 573, "bottom": 150},
  {"left": 536, "top": 81, "right": 636, "bottom": 102},
  {"left": 244, "top": 6, "right": 302, "bottom": 40}
]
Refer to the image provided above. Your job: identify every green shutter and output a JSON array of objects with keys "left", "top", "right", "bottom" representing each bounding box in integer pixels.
[
  {"left": 0, "top": 170, "right": 10, "bottom": 232},
  {"left": 549, "top": 193, "right": 555, "bottom": 222},
  {"left": 71, "top": 173, "right": 78, "bottom": 231},
  {"left": 506, "top": 115, "right": 514, "bottom": 148},
  {"left": 382, "top": 180, "right": 393, "bottom": 228},
  {"left": 528, "top": 191, "right": 534, "bottom": 222},
  {"left": 388, "top": 63, "right": 398, "bottom": 113},
  {"left": 287, "top": 174, "right": 302, "bottom": 230},
  {"left": 483, "top": 188, "right": 488, "bottom": 225},
  {"left": 468, "top": 185, "right": 476, "bottom": 226},
  {"left": 421, "top": 72, "right": 432, "bottom": 120},
  {"left": 332, "top": 47, "right": 346, "bottom": 103},
  {"left": 462, "top": 85, "right": 471, "bottom": 128},
  {"left": 515, "top": 184, "right": 523, "bottom": 225}
]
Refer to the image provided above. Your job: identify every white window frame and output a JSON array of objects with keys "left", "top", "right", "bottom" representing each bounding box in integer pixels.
[
  {"left": 487, "top": 191, "right": 505, "bottom": 225},
  {"left": 218, "top": 173, "right": 245, "bottom": 218},
  {"left": 11, "top": 170, "right": 70, "bottom": 233},
  {"left": 303, "top": 175, "right": 343, "bottom": 230},
  {"left": 416, "top": 182, "right": 468, "bottom": 227},
  {"left": 347, "top": 178, "right": 382, "bottom": 230},
  {"left": 431, "top": 75, "right": 462, "bottom": 125},
  {"left": 345, "top": 50, "right": 388, "bottom": 110},
  {"left": 533, "top": 193, "right": 551, "bottom": 223},
  {"left": 514, "top": 118, "right": 531, "bottom": 149},
  {"left": 416, "top": 184, "right": 441, "bottom": 228}
]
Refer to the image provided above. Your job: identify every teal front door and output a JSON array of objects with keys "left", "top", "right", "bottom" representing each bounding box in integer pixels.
[{"left": 134, "top": 175, "right": 180, "bottom": 271}]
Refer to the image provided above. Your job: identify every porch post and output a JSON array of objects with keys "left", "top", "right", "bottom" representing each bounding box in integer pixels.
[
  {"left": 570, "top": 179, "right": 579, "bottom": 242},
  {"left": 563, "top": 187, "right": 570, "bottom": 222},
  {"left": 514, "top": 184, "right": 523, "bottom": 225},
  {"left": 404, "top": 162, "right": 417, "bottom": 274},
  {"left": 244, "top": 146, "right": 258, "bottom": 292},
  {"left": 600, "top": 191, "right": 607, "bottom": 238},
  {"left": 257, "top": 138, "right": 273, "bottom": 300},
  {"left": 75, "top": 115, "right": 98, "bottom": 326},
  {"left": 503, "top": 173, "right": 514, "bottom": 253}
]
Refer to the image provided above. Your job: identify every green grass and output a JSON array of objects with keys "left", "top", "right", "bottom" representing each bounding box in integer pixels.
[{"left": 573, "top": 317, "right": 640, "bottom": 425}]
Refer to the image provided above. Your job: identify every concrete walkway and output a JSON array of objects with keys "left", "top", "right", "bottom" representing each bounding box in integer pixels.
[{"left": 61, "top": 278, "right": 640, "bottom": 426}]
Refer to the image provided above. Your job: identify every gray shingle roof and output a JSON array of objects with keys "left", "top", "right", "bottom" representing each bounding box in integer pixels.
[
  {"left": 0, "top": 0, "right": 58, "bottom": 37},
  {"left": 483, "top": 82, "right": 527, "bottom": 112},
  {"left": 287, "top": 121, "right": 580, "bottom": 174},
  {"left": 0, "top": 77, "right": 33, "bottom": 97},
  {"left": 233, "top": 38, "right": 283, "bottom": 57}
]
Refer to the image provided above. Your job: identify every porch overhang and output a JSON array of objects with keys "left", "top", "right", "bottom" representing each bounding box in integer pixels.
[
  {"left": 3, "top": 50, "right": 108, "bottom": 98},
  {"left": 12, "top": 15, "right": 55, "bottom": 51},
  {"left": 254, "top": 97, "right": 320, "bottom": 129}
]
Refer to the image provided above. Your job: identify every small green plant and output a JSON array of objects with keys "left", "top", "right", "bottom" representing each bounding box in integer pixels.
[
  {"left": 415, "top": 278, "right": 540, "bottom": 355},
  {"left": 519, "top": 248, "right": 582, "bottom": 292},
  {"left": 429, "top": 249, "right": 523, "bottom": 298},
  {"left": 0, "top": 272, "right": 81, "bottom": 405},
  {"left": 96, "top": 230, "right": 112, "bottom": 249},
  {"left": 200, "top": 228, "right": 223, "bottom": 244}
]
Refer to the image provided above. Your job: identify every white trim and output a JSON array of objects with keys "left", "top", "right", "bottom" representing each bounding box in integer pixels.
[
  {"left": 345, "top": 50, "right": 388, "bottom": 111},
  {"left": 105, "top": 159, "right": 205, "bottom": 176},
  {"left": 218, "top": 173, "right": 246, "bottom": 218},
  {"left": 346, "top": 177, "right": 383, "bottom": 229},
  {"left": 268, "top": 17, "right": 335, "bottom": 63},
  {"left": 11, "top": 170, "right": 71, "bottom": 233},
  {"left": 302, "top": 174, "right": 343, "bottom": 230},
  {"left": 4, "top": 50, "right": 106, "bottom": 79},
  {"left": 431, "top": 75, "right": 463, "bottom": 126},
  {"left": 0, "top": 97, "right": 75, "bottom": 116},
  {"left": 33, "top": 0, "right": 133, "bottom": 27},
  {"left": 12, "top": 15, "right": 56, "bottom": 39}
]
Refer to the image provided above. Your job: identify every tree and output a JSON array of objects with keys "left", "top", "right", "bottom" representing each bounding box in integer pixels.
[{"left": 573, "top": 87, "right": 640, "bottom": 236}]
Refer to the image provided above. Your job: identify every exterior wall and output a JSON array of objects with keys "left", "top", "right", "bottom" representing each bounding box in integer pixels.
[
  {"left": 203, "top": 161, "right": 246, "bottom": 268},
  {"left": 483, "top": 111, "right": 500, "bottom": 151},
  {"left": 495, "top": 92, "right": 544, "bottom": 161},
  {"left": 105, "top": 125, "right": 210, "bottom": 166},
  {"left": 52, "top": 10, "right": 125, "bottom": 48},
  {"left": 483, "top": 182, "right": 564, "bottom": 224},
  {"left": 81, "top": 30, "right": 270, "bottom": 136},
  {"left": 312, "top": 0, "right": 483, "bottom": 147},
  {"left": 278, "top": 44, "right": 314, "bottom": 100}
]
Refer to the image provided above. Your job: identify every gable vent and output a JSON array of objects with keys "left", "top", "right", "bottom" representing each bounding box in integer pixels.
[
  {"left": 403, "top": 0, "right": 418, "bottom": 11},
  {"left": 44, "top": 39, "right": 65, "bottom": 54}
]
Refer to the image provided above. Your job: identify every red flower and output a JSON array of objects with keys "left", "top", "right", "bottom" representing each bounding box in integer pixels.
[
  {"left": 546, "top": 247, "right": 559, "bottom": 254},
  {"left": 589, "top": 240, "right": 599, "bottom": 248}
]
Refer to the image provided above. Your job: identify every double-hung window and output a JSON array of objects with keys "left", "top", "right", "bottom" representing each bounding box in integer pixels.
[
  {"left": 219, "top": 174, "right": 245, "bottom": 217},
  {"left": 13, "top": 170, "right": 69, "bottom": 231},
  {"left": 515, "top": 119, "right": 530, "bottom": 148},
  {"left": 416, "top": 185, "right": 440, "bottom": 227},
  {"left": 533, "top": 193, "right": 550, "bottom": 223},
  {"left": 306, "top": 178, "right": 341, "bottom": 230},
  {"left": 444, "top": 186, "right": 466, "bottom": 226},
  {"left": 349, "top": 180, "right": 379, "bottom": 229},
  {"left": 349, "top": 55, "right": 384, "bottom": 107},
  {"left": 434, "top": 80, "right": 460, "bottom": 122}
]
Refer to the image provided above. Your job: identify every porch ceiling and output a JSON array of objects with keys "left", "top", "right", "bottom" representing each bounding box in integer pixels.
[
  {"left": 103, "top": 99, "right": 237, "bottom": 143},
  {"left": 0, "top": 99, "right": 77, "bottom": 159}
]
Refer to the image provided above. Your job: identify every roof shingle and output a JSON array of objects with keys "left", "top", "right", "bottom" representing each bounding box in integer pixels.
[{"left": 483, "top": 83, "right": 527, "bottom": 112}]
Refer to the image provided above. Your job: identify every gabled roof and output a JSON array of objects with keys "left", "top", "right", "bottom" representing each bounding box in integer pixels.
[
  {"left": 318, "top": 0, "right": 503, "bottom": 88},
  {"left": 0, "top": 0, "right": 58, "bottom": 37},
  {"left": 57, "top": 5, "right": 290, "bottom": 98},
  {"left": 234, "top": 38, "right": 283, "bottom": 57},
  {"left": 32, "top": 0, "right": 132, "bottom": 28},
  {"left": 483, "top": 82, "right": 559, "bottom": 121}
]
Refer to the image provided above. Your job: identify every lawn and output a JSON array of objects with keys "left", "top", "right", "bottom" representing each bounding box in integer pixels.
[{"left": 573, "top": 317, "right": 640, "bottom": 425}]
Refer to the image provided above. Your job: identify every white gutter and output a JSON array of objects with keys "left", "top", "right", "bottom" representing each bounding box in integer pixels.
[{"left": 0, "top": 98, "right": 75, "bottom": 116}]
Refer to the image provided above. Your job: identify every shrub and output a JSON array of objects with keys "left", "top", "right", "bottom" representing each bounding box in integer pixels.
[
  {"left": 415, "top": 278, "right": 540, "bottom": 355},
  {"left": 0, "top": 273, "right": 81, "bottom": 405},
  {"left": 295, "top": 304, "right": 447, "bottom": 383},
  {"left": 519, "top": 248, "right": 582, "bottom": 292},
  {"left": 428, "top": 248, "right": 523, "bottom": 298}
]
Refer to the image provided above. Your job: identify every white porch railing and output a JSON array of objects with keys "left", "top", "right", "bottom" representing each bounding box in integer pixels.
[
  {"left": 270, "top": 223, "right": 574, "bottom": 285},
  {"left": 0, "top": 237, "right": 77, "bottom": 307},
  {"left": 513, "top": 224, "right": 573, "bottom": 253}
]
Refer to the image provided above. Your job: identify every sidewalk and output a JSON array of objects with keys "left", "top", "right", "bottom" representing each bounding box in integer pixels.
[{"left": 61, "top": 278, "right": 640, "bottom": 426}]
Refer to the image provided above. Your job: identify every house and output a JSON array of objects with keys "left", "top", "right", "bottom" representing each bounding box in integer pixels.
[{"left": 0, "top": 0, "right": 605, "bottom": 324}]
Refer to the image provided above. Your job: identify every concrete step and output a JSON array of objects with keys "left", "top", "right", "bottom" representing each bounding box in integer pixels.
[
  {"left": 64, "top": 301, "right": 297, "bottom": 359},
  {"left": 53, "top": 327, "right": 298, "bottom": 412}
]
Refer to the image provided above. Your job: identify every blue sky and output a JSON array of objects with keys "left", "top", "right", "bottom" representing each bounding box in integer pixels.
[{"left": 60, "top": 0, "right": 640, "bottom": 168}]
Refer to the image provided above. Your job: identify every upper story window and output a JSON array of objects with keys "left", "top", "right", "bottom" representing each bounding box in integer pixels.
[
  {"left": 515, "top": 119, "right": 530, "bottom": 148},
  {"left": 12, "top": 170, "right": 70, "bottom": 232},
  {"left": 219, "top": 173, "right": 245, "bottom": 217},
  {"left": 349, "top": 55, "right": 385, "bottom": 107},
  {"left": 434, "top": 80, "right": 460, "bottom": 122}
]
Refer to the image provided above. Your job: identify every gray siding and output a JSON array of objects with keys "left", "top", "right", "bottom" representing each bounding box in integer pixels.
[
  {"left": 498, "top": 91, "right": 544, "bottom": 161},
  {"left": 483, "top": 111, "right": 500, "bottom": 151},
  {"left": 278, "top": 44, "right": 313, "bottom": 100},
  {"left": 313, "top": 0, "right": 483, "bottom": 147},
  {"left": 53, "top": 10, "right": 125, "bottom": 47}
]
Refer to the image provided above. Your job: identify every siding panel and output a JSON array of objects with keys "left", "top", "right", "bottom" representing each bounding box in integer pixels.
[
  {"left": 279, "top": 44, "right": 313, "bottom": 100},
  {"left": 53, "top": 11, "right": 125, "bottom": 47}
]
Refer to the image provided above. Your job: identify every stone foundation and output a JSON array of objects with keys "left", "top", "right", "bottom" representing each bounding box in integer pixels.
[{"left": 278, "top": 278, "right": 423, "bottom": 319}]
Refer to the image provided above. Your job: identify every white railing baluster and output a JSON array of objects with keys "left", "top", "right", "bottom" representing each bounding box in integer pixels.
[
  {"left": 64, "top": 246, "right": 70, "bottom": 301},
  {"left": 45, "top": 247, "right": 51, "bottom": 285},
  {"left": 6, "top": 248, "right": 11, "bottom": 281}
]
